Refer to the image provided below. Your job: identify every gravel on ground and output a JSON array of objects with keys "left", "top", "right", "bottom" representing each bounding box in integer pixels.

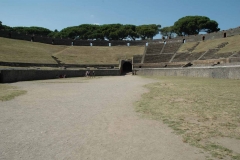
[{"left": 0, "top": 75, "right": 213, "bottom": 160}]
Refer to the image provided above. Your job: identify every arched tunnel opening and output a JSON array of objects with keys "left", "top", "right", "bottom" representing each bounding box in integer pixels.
[{"left": 122, "top": 62, "right": 132, "bottom": 74}]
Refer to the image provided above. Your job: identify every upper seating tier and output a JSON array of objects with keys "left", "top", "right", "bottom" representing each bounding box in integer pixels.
[
  {"left": 162, "top": 43, "right": 182, "bottom": 53},
  {"left": 145, "top": 43, "right": 165, "bottom": 54},
  {"left": 144, "top": 54, "right": 174, "bottom": 63},
  {"left": 133, "top": 55, "right": 143, "bottom": 63}
]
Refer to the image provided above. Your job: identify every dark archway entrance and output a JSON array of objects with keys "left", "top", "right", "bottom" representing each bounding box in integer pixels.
[
  {"left": 223, "top": 32, "right": 226, "bottom": 38},
  {"left": 122, "top": 62, "right": 132, "bottom": 74},
  {"left": 0, "top": 72, "right": 2, "bottom": 83}
]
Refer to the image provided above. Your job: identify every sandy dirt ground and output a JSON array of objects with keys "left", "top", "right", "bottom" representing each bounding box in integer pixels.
[{"left": 0, "top": 75, "right": 213, "bottom": 160}]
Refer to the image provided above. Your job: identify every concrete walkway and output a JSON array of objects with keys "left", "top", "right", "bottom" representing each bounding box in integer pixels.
[{"left": 0, "top": 76, "right": 211, "bottom": 160}]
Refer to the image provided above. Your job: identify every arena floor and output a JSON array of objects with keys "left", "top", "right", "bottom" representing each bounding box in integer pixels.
[{"left": 0, "top": 76, "right": 212, "bottom": 160}]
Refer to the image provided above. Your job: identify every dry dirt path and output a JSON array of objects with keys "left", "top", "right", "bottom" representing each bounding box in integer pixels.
[{"left": 0, "top": 76, "right": 212, "bottom": 160}]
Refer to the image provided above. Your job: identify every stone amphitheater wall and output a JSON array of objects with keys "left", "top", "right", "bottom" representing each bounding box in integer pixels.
[
  {"left": 0, "top": 69, "right": 120, "bottom": 83},
  {"left": 0, "top": 31, "right": 145, "bottom": 46},
  {"left": 136, "top": 65, "right": 240, "bottom": 79}
]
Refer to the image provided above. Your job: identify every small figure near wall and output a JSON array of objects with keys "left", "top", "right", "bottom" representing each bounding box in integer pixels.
[{"left": 85, "top": 71, "right": 89, "bottom": 77}]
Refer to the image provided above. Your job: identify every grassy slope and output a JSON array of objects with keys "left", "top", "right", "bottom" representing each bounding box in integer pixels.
[
  {"left": 136, "top": 76, "right": 240, "bottom": 159},
  {"left": 193, "top": 35, "right": 240, "bottom": 53},
  {"left": 177, "top": 35, "right": 240, "bottom": 54},
  {"left": 217, "top": 35, "right": 240, "bottom": 53},
  {"left": 54, "top": 46, "right": 145, "bottom": 64},
  {"left": 0, "top": 37, "right": 145, "bottom": 64},
  {"left": 0, "top": 37, "right": 64, "bottom": 64}
]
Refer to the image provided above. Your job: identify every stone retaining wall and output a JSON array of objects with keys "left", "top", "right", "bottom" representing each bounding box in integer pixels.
[
  {"left": 136, "top": 66, "right": 240, "bottom": 79},
  {"left": 0, "top": 69, "right": 120, "bottom": 83},
  {"left": 0, "top": 31, "right": 145, "bottom": 46},
  {"left": 0, "top": 61, "right": 118, "bottom": 68}
]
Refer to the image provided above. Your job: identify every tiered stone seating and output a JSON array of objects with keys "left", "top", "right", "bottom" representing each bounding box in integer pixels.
[
  {"left": 200, "top": 49, "right": 233, "bottom": 60},
  {"left": 132, "top": 55, "right": 142, "bottom": 63},
  {"left": 231, "top": 52, "right": 240, "bottom": 58},
  {"left": 172, "top": 52, "right": 205, "bottom": 62},
  {"left": 145, "top": 43, "right": 165, "bottom": 54},
  {"left": 144, "top": 54, "right": 174, "bottom": 63},
  {"left": 187, "top": 42, "right": 200, "bottom": 52},
  {"left": 162, "top": 43, "right": 182, "bottom": 53}
]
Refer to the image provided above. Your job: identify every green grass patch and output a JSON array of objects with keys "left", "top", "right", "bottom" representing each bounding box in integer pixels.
[
  {"left": 0, "top": 84, "right": 27, "bottom": 101},
  {"left": 136, "top": 76, "right": 240, "bottom": 159}
]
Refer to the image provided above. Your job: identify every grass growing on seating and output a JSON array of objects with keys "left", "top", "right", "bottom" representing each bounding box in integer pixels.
[
  {"left": 54, "top": 46, "right": 145, "bottom": 64},
  {"left": 136, "top": 76, "right": 240, "bottom": 159},
  {"left": 0, "top": 37, "right": 144, "bottom": 64},
  {"left": 217, "top": 35, "right": 240, "bottom": 53},
  {"left": 193, "top": 35, "right": 240, "bottom": 53},
  {"left": 0, "top": 37, "right": 62, "bottom": 64},
  {"left": 0, "top": 84, "right": 26, "bottom": 101},
  {"left": 177, "top": 42, "right": 199, "bottom": 53}
]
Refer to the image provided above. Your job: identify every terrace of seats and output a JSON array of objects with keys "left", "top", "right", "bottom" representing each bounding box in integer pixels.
[
  {"left": 141, "top": 42, "right": 182, "bottom": 64},
  {"left": 137, "top": 35, "right": 240, "bottom": 67},
  {"left": 145, "top": 43, "right": 165, "bottom": 54},
  {"left": 132, "top": 55, "right": 143, "bottom": 63},
  {"left": 161, "top": 42, "right": 182, "bottom": 53},
  {"left": 144, "top": 54, "right": 174, "bottom": 63},
  {"left": 231, "top": 52, "right": 240, "bottom": 58},
  {"left": 199, "top": 49, "right": 233, "bottom": 60},
  {"left": 172, "top": 52, "right": 205, "bottom": 62}
]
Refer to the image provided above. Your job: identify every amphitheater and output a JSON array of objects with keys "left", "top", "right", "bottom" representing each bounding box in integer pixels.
[
  {"left": 1, "top": 28, "right": 240, "bottom": 159},
  {"left": 1, "top": 27, "right": 240, "bottom": 82}
]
